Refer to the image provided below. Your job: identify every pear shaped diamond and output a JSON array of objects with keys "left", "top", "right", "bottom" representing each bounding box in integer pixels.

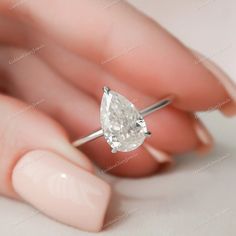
[{"left": 100, "top": 87, "right": 148, "bottom": 152}]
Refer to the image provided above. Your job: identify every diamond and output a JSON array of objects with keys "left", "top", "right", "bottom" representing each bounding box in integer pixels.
[{"left": 100, "top": 88, "right": 148, "bottom": 152}]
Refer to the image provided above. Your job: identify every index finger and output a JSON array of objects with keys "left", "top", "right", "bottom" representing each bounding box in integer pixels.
[{"left": 4, "top": 0, "right": 234, "bottom": 111}]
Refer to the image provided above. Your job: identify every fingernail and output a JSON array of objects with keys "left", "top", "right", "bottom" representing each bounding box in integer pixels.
[
  {"left": 12, "top": 150, "right": 111, "bottom": 232},
  {"left": 193, "top": 50, "right": 236, "bottom": 116},
  {"left": 144, "top": 144, "right": 174, "bottom": 170},
  {"left": 193, "top": 120, "right": 213, "bottom": 154}
]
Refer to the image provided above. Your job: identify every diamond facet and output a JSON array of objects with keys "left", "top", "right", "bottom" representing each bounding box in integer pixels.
[{"left": 100, "top": 88, "right": 148, "bottom": 152}]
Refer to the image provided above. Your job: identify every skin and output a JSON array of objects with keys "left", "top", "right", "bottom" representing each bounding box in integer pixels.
[{"left": 0, "top": 0, "right": 235, "bottom": 232}]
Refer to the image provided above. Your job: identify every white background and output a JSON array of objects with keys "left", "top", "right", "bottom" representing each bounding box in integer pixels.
[{"left": 0, "top": 0, "right": 236, "bottom": 235}]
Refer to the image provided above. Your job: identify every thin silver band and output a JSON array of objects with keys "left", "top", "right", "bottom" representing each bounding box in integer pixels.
[{"left": 72, "top": 95, "right": 174, "bottom": 147}]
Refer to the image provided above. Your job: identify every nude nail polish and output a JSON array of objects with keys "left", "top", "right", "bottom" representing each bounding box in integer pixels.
[
  {"left": 193, "top": 120, "right": 213, "bottom": 154},
  {"left": 144, "top": 144, "right": 174, "bottom": 170},
  {"left": 12, "top": 150, "right": 111, "bottom": 232}
]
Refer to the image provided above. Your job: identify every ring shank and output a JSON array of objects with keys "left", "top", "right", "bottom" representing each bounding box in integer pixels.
[
  {"left": 72, "top": 95, "right": 174, "bottom": 147},
  {"left": 140, "top": 95, "right": 174, "bottom": 117},
  {"left": 72, "top": 129, "right": 103, "bottom": 147}
]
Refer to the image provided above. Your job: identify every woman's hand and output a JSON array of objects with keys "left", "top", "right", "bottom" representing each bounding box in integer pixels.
[{"left": 0, "top": 0, "right": 235, "bottom": 232}]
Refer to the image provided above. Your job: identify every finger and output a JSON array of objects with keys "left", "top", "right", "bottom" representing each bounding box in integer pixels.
[
  {"left": 5, "top": 0, "right": 234, "bottom": 111},
  {"left": 1, "top": 47, "right": 161, "bottom": 177},
  {"left": 2, "top": 53, "right": 101, "bottom": 140},
  {"left": 0, "top": 94, "right": 110, "bottom": 232},
  {"left": 1, "top": 2, "right": 234, "bottom": 115}
]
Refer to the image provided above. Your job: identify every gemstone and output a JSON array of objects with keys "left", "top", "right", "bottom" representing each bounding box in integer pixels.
[{"left": 100, "top": 88, "right": 148, "bottom": 152}]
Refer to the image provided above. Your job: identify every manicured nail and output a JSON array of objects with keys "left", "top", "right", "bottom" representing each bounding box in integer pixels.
[
  {"left": 12, "top": 150, "right": 111, "bottom": 232},
  {"left": 193, "top": 50, "right": 236, "bottom": 116},
  {"left": 193, "top": 120, "right": 213, "bottom": 154},
  {"left": 144, "top": 144, "right": 174, "bottom": 170}
]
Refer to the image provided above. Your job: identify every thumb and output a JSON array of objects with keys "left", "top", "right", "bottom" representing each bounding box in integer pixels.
[{"left": 0, "top": 94, "right": 111, "bottom": 232}]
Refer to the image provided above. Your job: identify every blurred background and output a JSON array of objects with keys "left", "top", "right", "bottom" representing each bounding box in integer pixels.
[{"left": 0, "top": 0, "right": 235, "bottom": 235}]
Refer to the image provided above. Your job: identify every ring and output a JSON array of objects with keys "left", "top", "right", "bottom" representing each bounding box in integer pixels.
[{"left": 73, "top": 87, "right": 174, "bottom": 153}]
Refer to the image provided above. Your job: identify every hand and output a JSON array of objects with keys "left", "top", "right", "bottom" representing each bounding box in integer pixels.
[{"left": 0, "top": 0, "right": 235, "bottom": 232}]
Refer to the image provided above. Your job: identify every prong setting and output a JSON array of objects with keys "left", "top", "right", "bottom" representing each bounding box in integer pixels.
[
  {"left": 103, "top": 86, "right": 111, "bottom": 94},
  {"left": 145, "top": 131, "right": 152, "bottom": 137}
]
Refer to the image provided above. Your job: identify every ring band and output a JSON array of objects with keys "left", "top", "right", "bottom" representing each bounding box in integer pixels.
[{"left": 73, "top": 87, "right": 174, "bottom": 153}]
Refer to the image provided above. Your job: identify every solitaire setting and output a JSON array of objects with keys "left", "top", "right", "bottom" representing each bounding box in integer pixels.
[{"left": 73, "top": 87, "right": 173, "bottom": 153}]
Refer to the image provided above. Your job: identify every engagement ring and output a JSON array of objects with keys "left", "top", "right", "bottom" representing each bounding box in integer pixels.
[{"left": 73, "top": 87, "right": 174, "bottom": 153}]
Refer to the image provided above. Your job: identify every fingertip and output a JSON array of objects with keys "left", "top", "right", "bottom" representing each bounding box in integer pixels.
[
  {"left": 12, "top": 150, "right": 111, "bottom": 232},
  {"left": 192, "top": 119, "right": 214, "bottom": 155},
  {"left": 192, "top": 50, "right": 236, "bottom": 115}
]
